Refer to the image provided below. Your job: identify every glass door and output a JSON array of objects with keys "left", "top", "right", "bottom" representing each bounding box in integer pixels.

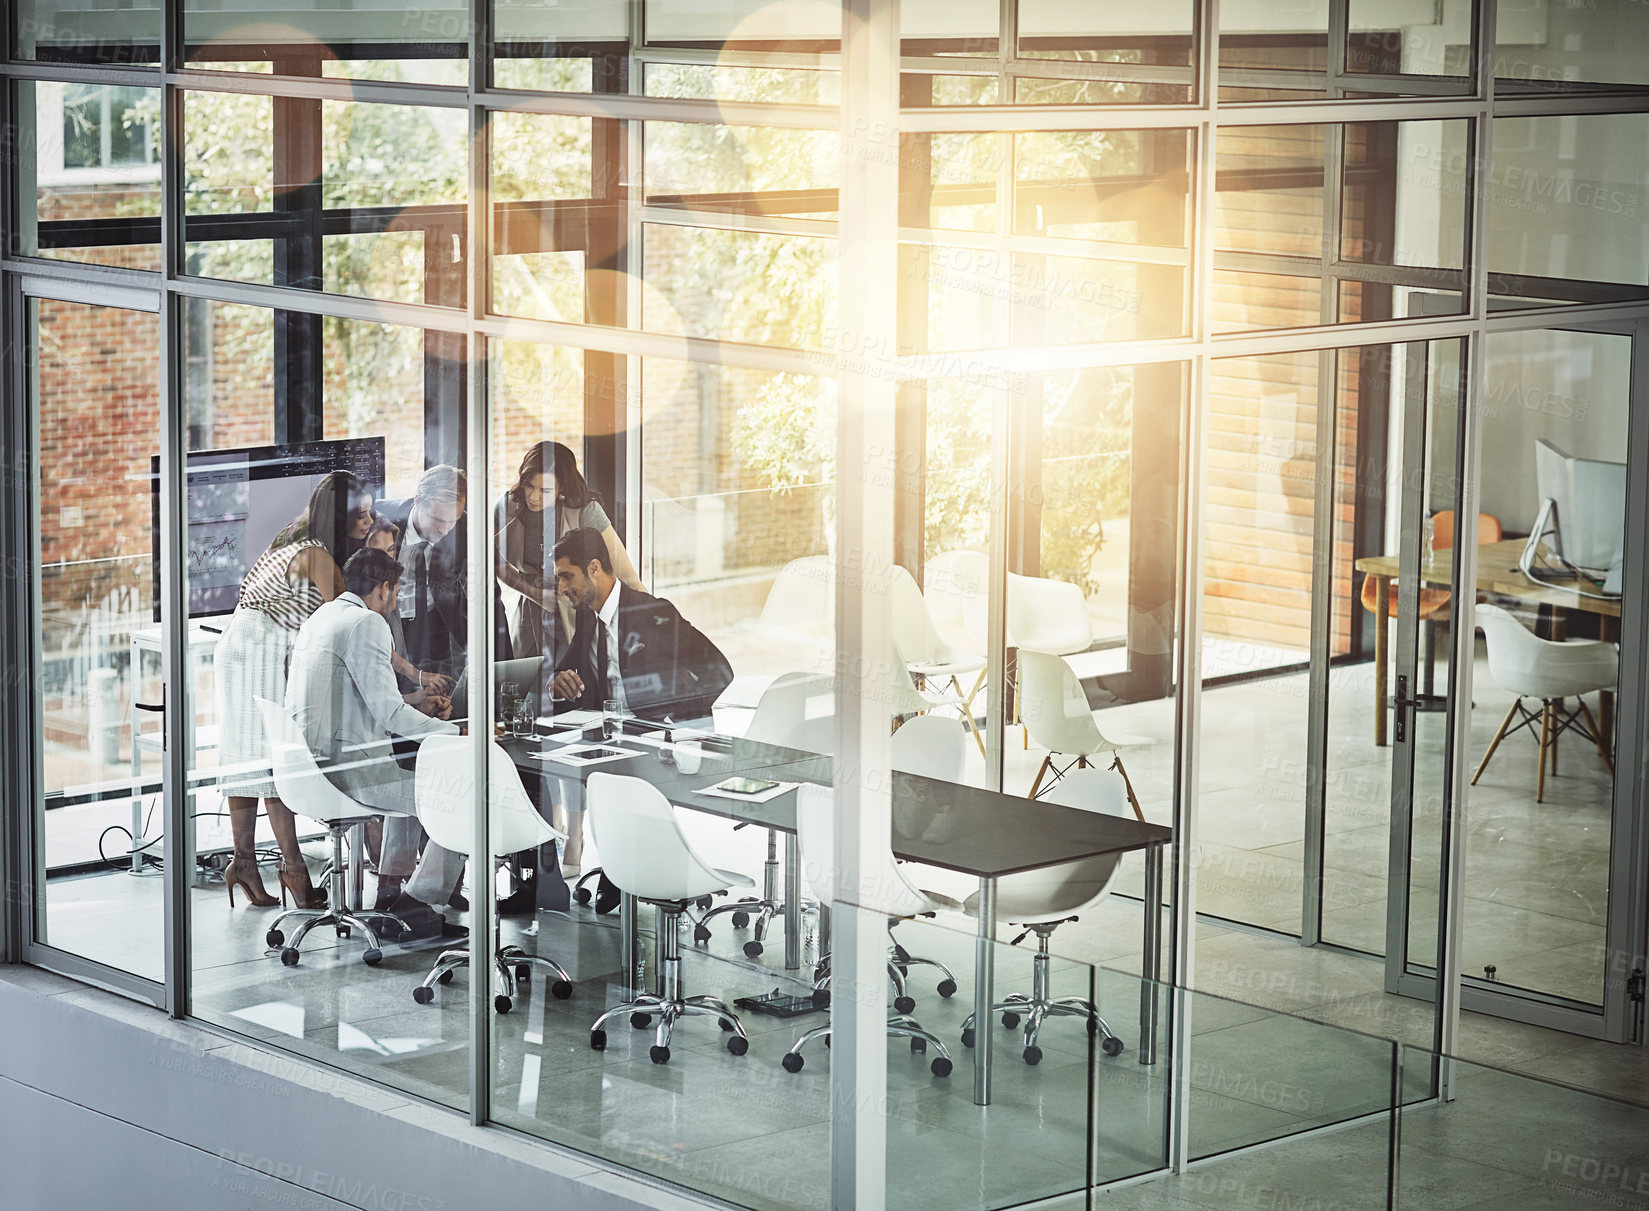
[{"left": 1385, "top": 322, "right": 1648, "bottom": 1045}]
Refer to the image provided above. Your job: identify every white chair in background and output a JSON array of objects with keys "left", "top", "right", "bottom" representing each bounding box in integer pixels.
[
  {"left": 1017, "top": 650, "right": 1145, "bottom": 816},
  {"left": 255, "top": 697, "right": 412, "bottom": 966},
  {"left": 1471, "top": 604, "right": 1617, "bottom": 803},
  {"left": 923, "top": 549, "right": 988, "bottom": 656},
  {"left": 695, "top": 672, "right": 835, "bottom": 955},
  {"left": 960, "top": 766, "right": 1130, "bottom": 1064},
  {"left": 409, "top": 734, "right": 574, "bottom": 1014},
  {"left": 781, "top": 784, "right": 955, "bottom": 1078},
  {"left": 890, "top": 564, "right": 987, "bottom": 753},
  {"left": 586, "top": 772, "right": 754, "bottom": 1064}
]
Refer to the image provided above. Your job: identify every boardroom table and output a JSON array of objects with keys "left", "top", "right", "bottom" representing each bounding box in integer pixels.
[
  {"left": 1354, "top": 538, "right": 1621, "bottom": 747},
  {"left": 505, "top": 721, "right": 1171, "bottom": 1106}
]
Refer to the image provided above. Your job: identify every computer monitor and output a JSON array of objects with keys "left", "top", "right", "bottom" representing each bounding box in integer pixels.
[
  {"left": 151, "top": 437, "right": 386, "bottom": 620},
  {"left": 1519, "top": 438, "right": 1626, "bottom": 594}
]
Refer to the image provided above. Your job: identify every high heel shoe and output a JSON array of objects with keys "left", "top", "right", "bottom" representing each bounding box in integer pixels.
[
  {"left": 225, "top": 858, "right": 279, "bottom": 908},
  {"left": 279, "top": 863, "right": 328, "bottom": 910}
]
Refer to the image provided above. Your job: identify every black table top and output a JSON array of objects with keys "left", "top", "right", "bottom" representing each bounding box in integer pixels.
[{"left": 503, "top": 725, "right": 1171, "bottom": 881}]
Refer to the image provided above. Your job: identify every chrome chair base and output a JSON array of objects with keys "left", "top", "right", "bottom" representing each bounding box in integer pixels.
[
  {"left": 413, "top": 942, "right": 572, "bottom": 1014},
  {"left": 267, "top": 824, "right": 409, "bottom": 966},
  {"left": 691, "top": 826, "right": 785, "bottom": 958},
  {"left": 959, "top": 927, "right": 1124, "bottom": 1063},
  {"left": 588, "top": 899, "right": 750, "bottom": 1064},
  {"left": 781, "top": 1016, "right": 953, "bottom": 1077}
]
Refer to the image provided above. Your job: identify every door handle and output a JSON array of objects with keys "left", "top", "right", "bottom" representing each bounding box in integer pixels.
[{"left": 1392, "top": 674, "right": 1421, "bottom": 744}]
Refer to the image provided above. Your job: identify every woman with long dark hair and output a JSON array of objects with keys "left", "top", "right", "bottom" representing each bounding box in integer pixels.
[
  {"left": 494, "top": 440, "right": 642, "bottom": 661},
  {"left": 215, "top": 470, "right": 374, "bottom": 908}
]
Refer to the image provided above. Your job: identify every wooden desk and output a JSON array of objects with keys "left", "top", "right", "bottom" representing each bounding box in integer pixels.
[{"left": 1354, "top": 539, "right": 1621, "bottom": 746}]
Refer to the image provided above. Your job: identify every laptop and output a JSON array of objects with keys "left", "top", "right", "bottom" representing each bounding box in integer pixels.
[{"left": 446, "top": 655, "right": 555, "bottom": 721}]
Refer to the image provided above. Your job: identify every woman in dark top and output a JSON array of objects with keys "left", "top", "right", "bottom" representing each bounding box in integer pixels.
[{"left": 494, "top": 440, "right": 642, "bottom": 661}]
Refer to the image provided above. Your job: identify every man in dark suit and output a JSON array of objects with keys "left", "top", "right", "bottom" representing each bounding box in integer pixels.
[
  {"left": 378, "top": 464, "right": 512, "bottom": 687},
  {"left": 550, "top": 527, "right": 735, "bottom": 915},
  {"left": 550, "top": 527, "right": 734, "bottom": 726}
]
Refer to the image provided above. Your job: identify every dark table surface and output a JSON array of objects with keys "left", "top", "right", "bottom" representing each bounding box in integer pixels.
[{"left": 504, "top": 722, "right": 1171, "bottom": 881}]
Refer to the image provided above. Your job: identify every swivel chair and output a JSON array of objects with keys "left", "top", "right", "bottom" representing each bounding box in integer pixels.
[
  {"left": 409, "top": 734, "right": 575, "bottom": 1013},
  {"left": 586, "top": 772, "right": 754, "bottom": 1064},
  {"left": 255, "top": 698, "right": 412, "bottom": 966},
  {"left": 959, "top": 766, "right": 1130, "bottom": 1064}
]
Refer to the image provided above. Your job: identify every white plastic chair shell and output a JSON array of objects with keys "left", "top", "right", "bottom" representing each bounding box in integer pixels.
[
  {"left": 965, "top": 766, "right": 1130, "bottom": 924},
  {"left": 1017, "top": 650, "right": 1120, "bottom": 760},
  {"left": 746, "top": 672, "right": 836, "bottom": 754},
  {"left": 255, "top": 696, "right": 392, "bottom": 825},
  {"left": 890, "top": 714, "right": 968, "bottom": 783},
  {"left": 587, "top": 772, "right": 754, "bottom": 903},
  {"left": 795, "top": 783, "right": 938, "bottom": 919},
  {"left": 1477, "top": 604, "right": 1618, "bottom": 699},
  {"left": 890, "top": 563, "right": 986, "bottom": 679},
  {"left": 413, "top": 733, "right": 565, "bottom": 859}
]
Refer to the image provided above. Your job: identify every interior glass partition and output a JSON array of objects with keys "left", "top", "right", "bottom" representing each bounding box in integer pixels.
[{"left": 28, "top": 294, "right": 165, "bottom": 984}]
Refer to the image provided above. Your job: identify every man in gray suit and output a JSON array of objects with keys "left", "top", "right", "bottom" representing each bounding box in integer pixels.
[{"left": 286, "top": 548, "right": 466, "bottom": 943}]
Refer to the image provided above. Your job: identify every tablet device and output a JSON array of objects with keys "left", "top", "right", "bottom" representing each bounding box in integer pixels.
[{"left": 714, "top": 776, "right": 780, "bottom": 795}]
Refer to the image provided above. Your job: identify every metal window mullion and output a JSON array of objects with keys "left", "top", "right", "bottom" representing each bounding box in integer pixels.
[
  {"left": 467, "top": 0, "right": 494, "bottom": 1131},
  {"left": 0, "top": 61, "right": 161, "bottom": 87},
  {"left": 1003, "top": 59, "right": 1197, "bottom": 87},
  {"left": 1602, "top": 319, "right": 1649, "bottom": 1045},
  {"left": 896, "top": 226, "right": 1191, "bottom": 268},
  {"left": 1300, "top": 346, "right": 1337, "bottom": 947},
  {"left": 631, "top": 46, "right": 838, "bottom": 71},
  {"left": 159, "top": 0, "right": 190, "bottom": 1021},
  {"left": 165, "top": 68, "right": 467, "bottom": 109},
  {"left": 477, "top": 85, "right": 839, "bottom": 130},
  {"left": 633, "top": 205, "right": 839, "bottom": 240}
]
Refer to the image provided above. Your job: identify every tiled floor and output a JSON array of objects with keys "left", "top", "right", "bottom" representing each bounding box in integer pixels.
[{"left": 35, "top": 637, "right": 1649, "bottom": 1210}]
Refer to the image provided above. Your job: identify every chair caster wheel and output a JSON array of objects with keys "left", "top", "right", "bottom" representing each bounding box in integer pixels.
[
  {"left": 266, "top": 929, "right": 284, "bottom": 948},
  {"left": 731, "top": 911, "right": 750, "bottom": 929},
  {"left": 649, "top": 1045, "right": 671, "bottom": 1064},
  {"left": 719, "top": 1018, "right": 735, "bottom": 1032},
  {"left": 495, "top": 995, "right": 512, "bottom": 1014},
  {"left": 1102, "top": 1036, "right": 1125, "bottom": 1057},
  {"left": 590, "top": 1030, "right": 607, "bottom": 1051},
  {"left": 726, "top": 1035, "right": 748, "bottom": 1056},
  {"left": 937, "top": 978, "right": 957, "bottom": 998},
  {"left": 413, "top": 985, "right": 434, "bottom": 1005},
  {"left": 337, "top": 926, "right": 350, "bottom": 939},
  {"left": 1024, "top": 1046, "right": 1043, "bottom": 1065},
  {"left": 551, "top": 980, "right": 573, "bottom": 1000},
  {"left": 280, "top": 948, "right": 300, "bottom": 967},
  {"left": 931, "top": 1057, "right": 953, "bottom": 1078},
  {"left": 574, "top": 888, "right": 592, "bottom": 906},
  {"left": 696, "top": 896, "right": 714, "bottom": 911},
  {"left": 743, "top": 941, "right": 764, "bottom": 959},
  {"left": 894, "top": 995, "right": 915, "bottom": 1015},
  {"left": 516, "top": 964, "right": 531, "bottom": 983},
  {"left": 910, "top": 1038, "right": 926, "bottom": 1054},
  {"left": 693, "top": 925, "right": 711, "bottom": 944},
  {"left": 362, "top": 948, "right": 382, "bottom": 966},
  {"left": 961, "top": 1028, "right": 975, "bottom": 1048},
  {"left": 437, "top": 969, "right": 454, "bottom": 985},
  {"left": 812, "top": 988, "right": 830, "bottom": 1010},
  {"left": 782, "top": 1052, "right": 804, "bottom": 1073},
  {"left": 1001, "top": 1011, "right": 1021, "bottom": 1030},
  {"left": 631, "top": 1012, "right": 652, "bottom": 1030}
]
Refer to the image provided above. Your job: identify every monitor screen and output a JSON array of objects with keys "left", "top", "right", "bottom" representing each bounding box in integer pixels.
[
  {"left": 151, "top": 438, "right": 386, "bottom": 621},
  {"left": 1533, "top": 438, "right": 1626, "bottom": 578}
]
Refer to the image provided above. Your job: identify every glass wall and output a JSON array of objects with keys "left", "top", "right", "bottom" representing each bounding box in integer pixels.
[{"left": 5, "top": 3, "right": 1649, "bottom": 1210}]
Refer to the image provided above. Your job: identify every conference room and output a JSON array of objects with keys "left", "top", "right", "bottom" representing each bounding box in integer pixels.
[{"left": 13, "top": 2, "right": 1649, "bottom": 1209}]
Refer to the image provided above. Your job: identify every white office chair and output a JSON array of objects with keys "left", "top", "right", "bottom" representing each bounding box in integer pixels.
[
  {"left": 254, "top": 697, "right": 412, "bottom": 966},
  {"left": 960, "top": 766, "right": 1129, "bottom": 1064},
  {"left": 409, "top": 735, "right": 574, "bottom": 1013},
  {"left": 1471, "top": 604, "right": 1617, "bottom": 803},
  {"left": 695, "top": 672, "right": 835, "bottom": 955},
  {"left": 1017, "top": 650, "right": 1145, "bottom": 815},
  {"left": 890, "top": 564, "right": 987, "bottom": 753},
  {"left": 782, "top": 784, "right": 954, "bottom": 1077},
  {"left": 814, "top": 715, "right": 966, "bottom": 1014},
  {"left": 586, "top": 772, "right": 754, "bottom": 1064},
  {"left": 923, "top": 550, "right": 988, "bottom": 656}
]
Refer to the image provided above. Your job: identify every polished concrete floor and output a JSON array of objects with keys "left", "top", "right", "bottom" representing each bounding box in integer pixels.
[{"left": 36, "top": 636, "right": 1647, "bottom": 1210}]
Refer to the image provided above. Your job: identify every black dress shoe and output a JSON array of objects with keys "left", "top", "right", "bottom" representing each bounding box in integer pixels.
[
  {"left": 593, "top": 875, "right": 621, "bottom": 916},
  {"left": 383, "top": 893, "right": 468, "bottom": 946},
  {"left": 447, "top": 889, "right": 470, "bottom": 912},
  {"left": 497, "top": 876, "right": 537, "bottom": 917}
]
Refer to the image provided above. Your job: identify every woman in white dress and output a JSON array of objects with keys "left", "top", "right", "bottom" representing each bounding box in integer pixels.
[{"left": 216, "top": 471, "right": 375, "bottom": 908}]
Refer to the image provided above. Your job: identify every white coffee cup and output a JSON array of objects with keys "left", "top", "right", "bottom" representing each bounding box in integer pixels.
[{"left": 673, "top": 740, "right": 703, "bottom": 775}]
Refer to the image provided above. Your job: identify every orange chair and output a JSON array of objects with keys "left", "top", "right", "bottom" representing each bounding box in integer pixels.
[{"left": 1360, "top": 511, "right": 1503, "bottom": 695}]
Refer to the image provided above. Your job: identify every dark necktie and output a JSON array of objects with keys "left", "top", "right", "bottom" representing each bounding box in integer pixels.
[
  {"left": 414, "top": 547, "right": 429, "bottom": 621},
  {"left": 595, "top": 618, "right": 613, "bottom": 702}
]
